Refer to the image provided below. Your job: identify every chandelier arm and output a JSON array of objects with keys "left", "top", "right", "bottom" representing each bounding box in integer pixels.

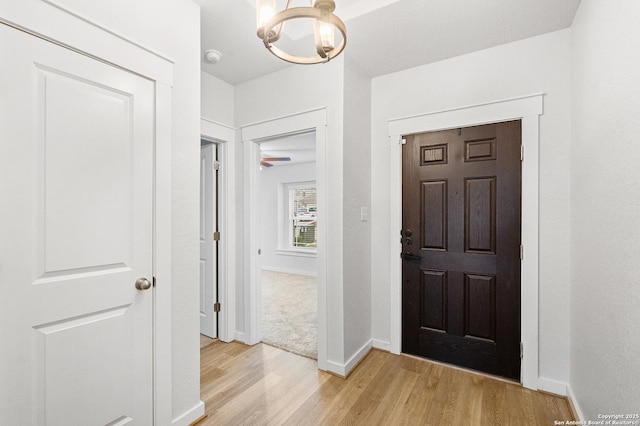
[
  {"left": 267, "top": 44, "right": 329, "bottom": 64},
  {"left": 274, "top": 0, "right": 293, "bottom": 39}
]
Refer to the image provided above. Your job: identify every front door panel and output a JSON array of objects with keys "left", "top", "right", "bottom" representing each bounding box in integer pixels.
[
  {"left": 401, "top": 121, "right": 522, "bottom": 380},
  {"left": 0, "top": 24, "right": 154, "bottom": 425}
]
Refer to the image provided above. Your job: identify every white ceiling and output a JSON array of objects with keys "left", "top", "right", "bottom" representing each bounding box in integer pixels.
[{"left": 195, "top": 0, "right": 582, "bottom": 86}]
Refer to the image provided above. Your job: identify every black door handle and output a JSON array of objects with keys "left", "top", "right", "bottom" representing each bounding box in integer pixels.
[{"left": 402, "top": 251, "right": 421, "bottom": 261}]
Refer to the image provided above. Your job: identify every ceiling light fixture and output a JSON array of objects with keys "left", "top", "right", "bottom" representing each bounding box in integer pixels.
[{"left": 256, "top": 0, "right": 347, "bottom": 64}]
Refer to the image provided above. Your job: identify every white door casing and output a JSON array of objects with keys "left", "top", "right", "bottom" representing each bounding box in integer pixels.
[
  {"left": 200, "top": 143, "right": 218, "bottom": 338},
  {"left": 241, "top": 108, "right": 328, "bottom": 371},
  {"left": 387, "top": 94, "right": 543, "bottom": 390},
  {"left": 0, "top": 24, "right": 154, "bottom": 425},
  {"left": 200, "top": 118, "right": 236, "bottom": 344}
]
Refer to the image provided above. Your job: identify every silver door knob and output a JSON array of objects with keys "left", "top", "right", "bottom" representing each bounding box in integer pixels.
[{"left": 135, "top": 277, "right": 152, "bottom": 290}]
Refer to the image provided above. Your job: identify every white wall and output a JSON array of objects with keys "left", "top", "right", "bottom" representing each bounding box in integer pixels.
[
  {"left": 164, "top": 7, "right": 202, "bottom": 422},
  {"left": 201, "top": 71, "right": 234, "bottom": 126},
  {"left": 260, "top": 163, "right": 317, "bottom": 276},
  {"left": 233, "top": 55, "right": 374, "bottom": 371},
  {"left": 343, "top": 57, "right": 373, "bottom": 359},
  {"left": 371, "top": 30, "right": 572, "bottom": 385},
  {"left": 234, "top": 59, "right": 346, "bottom": 363},
  {"left": 570, "top": 0, "right": 640, "bottom": 419}
]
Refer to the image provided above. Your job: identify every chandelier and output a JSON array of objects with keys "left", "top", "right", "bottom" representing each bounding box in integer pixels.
[{"left": 256, "top": 0, "right": 347, "bottom": 64}]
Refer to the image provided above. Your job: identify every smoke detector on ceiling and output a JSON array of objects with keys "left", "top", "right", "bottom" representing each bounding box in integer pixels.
[{"left": 204, "top": 49, "right": 222, "bottom": 64}]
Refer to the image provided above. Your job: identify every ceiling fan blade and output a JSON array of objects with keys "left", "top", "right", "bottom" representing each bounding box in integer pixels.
[
  {"left": 261, "top": 157, "right": 291, "bottom": 162},
  {"left": 260, "top": 161, "right": 274, "bottom": 167}
]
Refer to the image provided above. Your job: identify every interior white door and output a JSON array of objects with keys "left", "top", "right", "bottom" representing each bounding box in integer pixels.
[
  {"left": 200, "top": 143, "right": 218, "bottom": 338},
  {"left": 0, "top": 24, "right": 154, "bottom": 425}
]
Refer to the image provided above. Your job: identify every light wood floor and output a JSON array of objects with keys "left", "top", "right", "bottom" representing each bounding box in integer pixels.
[{"left": 198, "top": 341, "right": 574, "bottom": 425}]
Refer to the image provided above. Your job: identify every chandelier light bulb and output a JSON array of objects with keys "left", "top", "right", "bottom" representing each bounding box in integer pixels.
[
  {"left": 256, "top": 0, "right": 278, "bottom": 40},
  {"left": 259, "top": 5, "right": 275, "bottom": 27},
  {"left": 318, "top": 21, "right": 335, "bottom": 52}
]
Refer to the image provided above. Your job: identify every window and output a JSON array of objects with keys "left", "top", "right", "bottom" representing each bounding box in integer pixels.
[{"left": 286, "top": 183, "right": 317, "bottom": 250}]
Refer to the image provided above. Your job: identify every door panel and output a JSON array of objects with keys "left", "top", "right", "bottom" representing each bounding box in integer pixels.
[
  {"left": 34, "top": 307, "right": 131, "bottom": 425},
  {"left": 0, "top": 24, "right": 154, "bottom": 425},
  {"left": 421, "top": 180, "right": 447, "bottom": 250},
  {"left": 402, "top": 121, "right": 521, "bottom": 380},
  {"left": 200, "top": 143, "right": 218, "bottom": 338},
  {"left": 37, "top": 65, "right": 133, "bottom": 278},
  {"left": 465, "top": 177, "right": 496, "bottom": 253}
]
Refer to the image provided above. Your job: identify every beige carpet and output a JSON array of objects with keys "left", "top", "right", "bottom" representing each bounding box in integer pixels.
[
  {"left": 261, "top": 270, "right": 317, "bottom": 359},
  {"left": 200, "top": 334, "right": 216, "bottom": 349}
]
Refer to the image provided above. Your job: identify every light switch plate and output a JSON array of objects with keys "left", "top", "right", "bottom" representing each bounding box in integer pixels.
[{"left": 361, "top": 207, "right": 368, "bottom": 222}]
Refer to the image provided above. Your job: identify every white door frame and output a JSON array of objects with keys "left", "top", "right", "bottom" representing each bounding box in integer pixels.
[
  {"left": 241, "top": 108, "right": 328, "bottom": 370},
  {"left": 154, "top": 82, "right": 173, "bottom": 425},
  {"left": 201, "top": 118, "right": 236, "bottom": 343},
  {"left": 0, "top": 14, "right": 175, "bottom": 425},
  {"left": 387, "top": 94, "right": 543, "bottom": 390}
]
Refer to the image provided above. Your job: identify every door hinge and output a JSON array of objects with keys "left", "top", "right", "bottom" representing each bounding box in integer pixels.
[
  {"left": 213, "top": 231, "right": 220, "bottom": 241},
  {"left": 520, "top": 342, "right": 524, "bottom": 359},
  {"left": 213, "top": 302, "right": 221, "bottom": 313},
  {"left": 213, "top": 160, "right": 221, "bottom": 171},
  {"left": 520, "top": 145, "right": 524, "bottom": 161},
  {"left": 520, "top": 245, "right": 524, "bottom": 260},
  {"left": 400, "top": 138, "right": 407, "bottom": 145}
]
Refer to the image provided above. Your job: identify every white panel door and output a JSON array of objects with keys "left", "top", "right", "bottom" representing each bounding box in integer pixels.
[
  {"left": 0, "top": 24, "right": 154, "bottom": 425},
  {"left": 200, "top": 144, "right": 218, "bottom": 338}
]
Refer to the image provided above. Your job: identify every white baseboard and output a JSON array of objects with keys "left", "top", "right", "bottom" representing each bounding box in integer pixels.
[
  {"left": 567, "top": 384, "right": 586, "bottom": 421},
  {"left": 172, "top": 400, "right": 205, "bottom": 426},
  {"left": 219, "top": 333, "right": 233, "bottom": 343},
  {"left": 234, "top": 331, "right": 247, "bottom": 344},
  {"left": 325, "top": 359, "right": 345, "bottom": 376},
  {"left": 326, "top": 340, "right": 373, "bottom": 377},
  {"left": 346, "top": 340, "right": 373, "bottom": 375},
  {"left": 538, "top": 377, "right": 568, "bottom": 396},
  {"left": 372, "top": 339, "right": 392, "bottom": 352},
  {"left": 262, "top": 266, "right": 317, "bottom": 277}
]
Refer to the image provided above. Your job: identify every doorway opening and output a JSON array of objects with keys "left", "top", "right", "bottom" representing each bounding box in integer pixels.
[
  {"left": 199, "top": 119, "right": 236, "bottom": 346},
  {"left": 258, "top": 132, "right": 318, "bottom": 359},
  {"left": 241, "top": 108, "right": 328, "bottom": 369},
  {"left": 200, "top": 140, "right": 219, "bottom": 345}
]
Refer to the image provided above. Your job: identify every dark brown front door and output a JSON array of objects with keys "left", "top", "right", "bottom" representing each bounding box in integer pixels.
[{"left": 401, "top": 121, "right": 522, "bottom": 380}]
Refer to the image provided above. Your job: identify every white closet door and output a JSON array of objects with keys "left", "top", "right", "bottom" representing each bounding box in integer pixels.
[
  {"left": 0, "top": 23, "right": 154, "bottom": 425},
  {"left": 200, "top": 143, "right": 218, "bottom": 338}
]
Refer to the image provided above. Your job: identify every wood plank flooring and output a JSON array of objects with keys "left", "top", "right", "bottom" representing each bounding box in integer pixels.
[{"left": 198, "top": 341, "right": 574, "bottom": 425}]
